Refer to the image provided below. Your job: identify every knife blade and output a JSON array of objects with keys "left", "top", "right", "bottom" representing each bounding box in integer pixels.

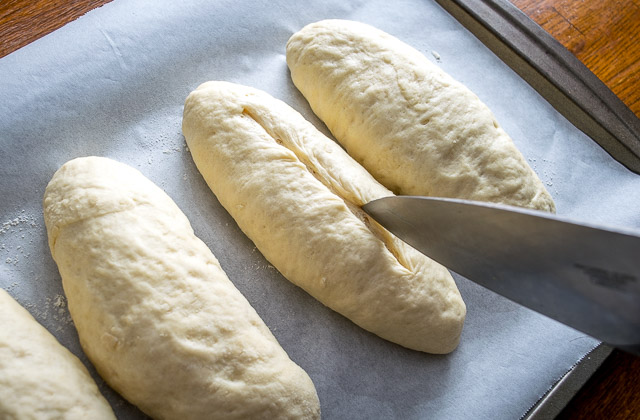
[{"left": 362, "top": 196, "right": 640, "bottom": 354}]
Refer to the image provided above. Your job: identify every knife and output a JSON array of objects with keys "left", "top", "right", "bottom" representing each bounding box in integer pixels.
[{"left": 362, "top": 196, "right": 640, "bottom": 355}]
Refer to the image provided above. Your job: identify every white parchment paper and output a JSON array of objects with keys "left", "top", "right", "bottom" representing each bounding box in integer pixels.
[{"left": 1, "top": 0, "right": 638, "bottom": 418}]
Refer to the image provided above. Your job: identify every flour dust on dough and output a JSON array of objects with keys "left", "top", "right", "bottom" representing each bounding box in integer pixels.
[
  {"left": 43, "top": 156, "right": 320, "bottom": 420},
  {"left": 182, "top": 81, "right": 466, "bottom": 354},
  {"left": 286, "top": 19, "right": 555, "bottom": 212}
]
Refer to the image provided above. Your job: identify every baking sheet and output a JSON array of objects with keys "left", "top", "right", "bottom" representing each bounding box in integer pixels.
[{"left": 1, "top": 0, "right": 638, "bottom": 418}]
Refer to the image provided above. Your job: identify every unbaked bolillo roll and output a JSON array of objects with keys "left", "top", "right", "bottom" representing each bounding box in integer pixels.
[
  {"left": 182, "top": 81, "right": 466, "bottom": 354},
  {"left": 0, "top": 289, "right": 115, "bottom": 420},
  {"left": 43, "top": 156, "right": 320, "bottom": 420},
  {"left": 286, "top": 19, "right": 556, "bottom": 212}
]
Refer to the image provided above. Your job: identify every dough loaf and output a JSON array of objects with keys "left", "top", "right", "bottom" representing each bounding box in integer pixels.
[
  {"left": 286, "top": 19, "right": 555, "bottom": 212},
  {"left": 182, "top": 81, "right": 466, "bottom": 354},
  {"left": 43, "top": 157, "right": 319, "bottom": 420},
  {"left": 0, "top": 289, "right": 115, "bottom": 420}
]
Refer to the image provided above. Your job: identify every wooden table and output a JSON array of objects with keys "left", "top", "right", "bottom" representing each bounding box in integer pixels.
[{"left": 1, "top": 1, "right": 639, "bottom": 418}]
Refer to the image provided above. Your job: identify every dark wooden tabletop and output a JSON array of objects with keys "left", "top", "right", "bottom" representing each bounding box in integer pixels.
[{"left": 1, "top": 0, "right": 639, "bottom": 418}]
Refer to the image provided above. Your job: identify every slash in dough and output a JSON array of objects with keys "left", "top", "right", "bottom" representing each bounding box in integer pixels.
[
  {"left": 286, "top": 19, "right": 556, "bottom": 212},
  {"left": 182, "top": 81, "right": 466, "bottom": 354},
  {"left": 0, "top": 289, "right": 115, "bottom": 420},
  {"left": 43, "top": 156, "right": 320, "bottom": 420}
]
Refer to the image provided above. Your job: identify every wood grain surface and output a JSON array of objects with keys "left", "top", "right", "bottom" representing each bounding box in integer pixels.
[
  {"left": 0, "top": 0, "right": 113, "bottom": 57},
  {"left": 511, "top": 0, "right": 640, "bottom": 117},
  {"left": 1, "top": 0, "right": 639, "bottom": 419}
]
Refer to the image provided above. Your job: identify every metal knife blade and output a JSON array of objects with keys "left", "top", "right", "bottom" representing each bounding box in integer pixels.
[{"left": 362, "top": 196, "right": 640, "bottom": 354}]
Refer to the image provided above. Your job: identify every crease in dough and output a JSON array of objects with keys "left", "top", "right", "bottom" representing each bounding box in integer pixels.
[
  {"left": 0, "top": 289, "right": 115, "bottom": 420},
  {"left": 43, "top": 156, "right": 320, "bottom": 420},
  {"left": 182, "top": 81, "right": 466, "bottom": 354},
  {"left": 241, "top": 104, "right": 410, "bottom": 271},
  {"left": 286, "top": 19, "right": 556, "bottom": 212}
]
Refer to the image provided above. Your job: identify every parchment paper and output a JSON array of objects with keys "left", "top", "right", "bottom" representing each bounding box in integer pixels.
[{"left": 1, "top": 0, "right": 638, "bottom": 418}]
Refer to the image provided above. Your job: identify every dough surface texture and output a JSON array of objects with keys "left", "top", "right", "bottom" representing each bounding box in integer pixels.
[
  {"left": 0, "top": 289, "right": 115, "bottom": 420},
  {"left": 182, "top": 81, "right": 466, "bottom": 354},
  {"left": 286, "top": 19, "right": 555, "bottom": 212},
  {"left": 43, "top": 156, "right": 319, "bottom": 420}
]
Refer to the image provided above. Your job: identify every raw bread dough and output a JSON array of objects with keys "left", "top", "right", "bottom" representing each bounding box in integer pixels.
[
  {"left": 0, "top": 289, "right": 115, "bottom": 420},
  {"left": 182, "top": 81, "right": 466, "bottom": 354},
  {"left": 43, "top": 157, "right": 320, "bottom": 420},
  {"left": 286, "top": 19, "right": 556, "bottom": 212}
]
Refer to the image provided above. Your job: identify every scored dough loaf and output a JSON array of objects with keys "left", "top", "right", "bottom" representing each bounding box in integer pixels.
[
  {"left": 182, "top": 81, "right": 466, "bottom": 354},
  {"left": 0, "top": 289, "right": 115, "bottom": 420},
  {"left": 286, "top": 19, "right": 555, "bottom": 212},
  {"left": 43, "top": 156, "right": 320, "bottom": 420}
]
